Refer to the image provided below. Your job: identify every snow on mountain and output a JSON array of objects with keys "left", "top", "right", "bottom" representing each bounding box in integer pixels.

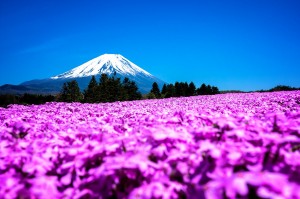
[
  {"left": 0, "top": 54, "right": 165, "bottom": 94},
  {"left": 51, "top": 54, "right": 153, "bottom": 79}
]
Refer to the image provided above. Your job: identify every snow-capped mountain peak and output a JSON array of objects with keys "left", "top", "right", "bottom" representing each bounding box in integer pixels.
[
  {"left": 51, "top": 54, "right": 153, "bottom": 79},
  {"left": 1, "top": 53, "right": 166, "bottom": 94}
]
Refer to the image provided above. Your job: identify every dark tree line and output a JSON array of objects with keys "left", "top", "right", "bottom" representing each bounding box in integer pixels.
[
  {"left": 196, "top": 83, "right": 220, "bottom": 95},
  {"left": 147, "top": 82, "right": 220, "bottom": 99},
  {"left": 0, "top": 94, "right": 55, "bottom": 108},
  {"left": 2, "top": 80, "right": 298, "bottom": 107},
  {"left": 58, "top": 74, "right": 142, "bottom": 103},
  {"left": 269, "top": 85, "right": 299, "bottom": 92},
  {"left": 255, "top": 85, "right": 300, "bottom": 93}
]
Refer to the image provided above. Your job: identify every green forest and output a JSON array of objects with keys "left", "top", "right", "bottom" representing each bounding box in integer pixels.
[{"left": 1, "top": 74, "right": 298, "bottom": 108}]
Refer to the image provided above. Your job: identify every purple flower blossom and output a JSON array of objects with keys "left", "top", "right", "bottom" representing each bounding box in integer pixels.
[{"left": 0, "top": 91, "right": 300, "bottom": 198}]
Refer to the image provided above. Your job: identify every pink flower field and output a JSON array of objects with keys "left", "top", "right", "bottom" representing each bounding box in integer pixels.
[{"left": 1, "top": 91, "right": 300, "bottom": 199}]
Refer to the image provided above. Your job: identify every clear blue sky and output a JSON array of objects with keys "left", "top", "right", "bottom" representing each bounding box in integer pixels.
[{"left": 1, "top": 0, "right": 299, "bottom": 91}]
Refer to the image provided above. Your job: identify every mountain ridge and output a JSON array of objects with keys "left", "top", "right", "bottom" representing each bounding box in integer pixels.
[{"left": 0, "top": 54, "right": 166, "bottom": 95}]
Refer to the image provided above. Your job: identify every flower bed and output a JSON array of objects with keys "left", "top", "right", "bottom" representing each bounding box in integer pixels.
[{"left": 0, "top": 91, "right": 300, "bottom": 198}]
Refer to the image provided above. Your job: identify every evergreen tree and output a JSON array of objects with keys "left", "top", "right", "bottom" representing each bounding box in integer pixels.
[
  {"left": 59, "top": 82, "right": 70, "bottom": 102},
  {"left": 161, "top": 84, "right": 167, "bottom": 96},
  {"left": 97, "top": 74, "right": 142, "bottom": 102},
  {"left": 84, "top": 76, "right": 98, "bottom": 103},
  {"left": 122, "top": 77, "right": 142, "bottom": 101},
  {"left": 98, "top": 74, "right": 109, "bottom": 102},
  {"left": 165, "top": 84, "right": 176, "bottom": 98},
  {"left": 206, "top": 85, "right": 213, "bottom": 95},
  {"left": 188, "top": 82, "right": 196, "bottom": 96},
  {"left": 174, "top": 82, "right": 181, "bottom": 97},
  {"left": 59, "top": 80, "right": 82, "bottom": 102},
  {"left": 150, "top": 82, "right": 161, "bottom": 98},
  {"left": 108, "top": 76, "right": 123, "bottom": 102},
  {"left": 183, "top": 82, "right": 189, "bottom": 96},
  {"left": 128, "top": 81, "right": 141, "bottom": 100},
  {"left": 69, "top": 80, "right": 83, "bottom": 102},
  {"left": 197, "top": 83, "right": 207, "bottom": 95},
  {"left": 121, "top": 77, "right": 130, "bottom": 100},
  {"left": 212, "top": 86, "right": 220, "bottom": 94},
  {"left": 174, "top": 82, "right": 188, "bottom": 97}
]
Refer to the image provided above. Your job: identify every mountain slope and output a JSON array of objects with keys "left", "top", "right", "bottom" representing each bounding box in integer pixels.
[
  {"left": 51, "top": 54, "right": 152, "bottom": 79},
  {"left": 0, "top": 54, "right": 165, "bottom": 95}
]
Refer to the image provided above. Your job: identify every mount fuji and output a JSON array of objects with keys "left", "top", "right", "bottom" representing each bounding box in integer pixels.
[
  {"left": 52, "top": 54, "right": 153, "bottom": 79},
  {"left": 0, "top": 54, "right": 166, "bottom": 94}
]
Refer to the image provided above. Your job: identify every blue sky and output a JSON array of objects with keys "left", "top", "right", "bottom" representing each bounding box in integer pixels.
[{"left": 0, "top": 0, "right": 299, "bottom": 91}]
